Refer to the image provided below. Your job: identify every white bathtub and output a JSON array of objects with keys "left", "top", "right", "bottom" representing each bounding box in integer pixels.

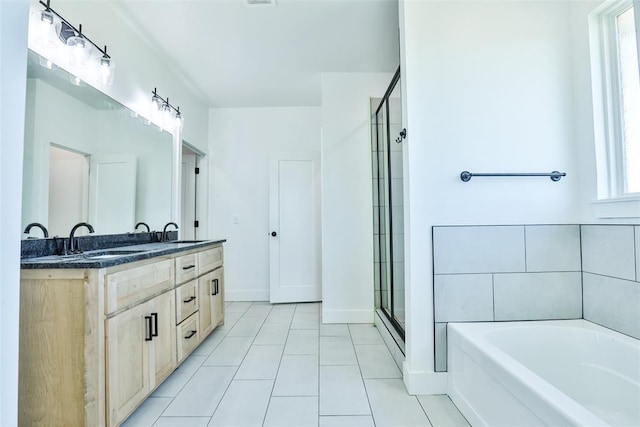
[{"left": 447, "top": 320, "right": 640, "bottom": 427}]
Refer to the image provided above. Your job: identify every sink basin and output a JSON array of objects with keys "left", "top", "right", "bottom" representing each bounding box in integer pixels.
[
  {"left": 86, "top": 254, "right": 132, "bottom": 260},
  {"left": 23, "top": 254, "right": 83, "bottom": 262},
  {"left": 166, "top": 240, "right": 205, "bottom": 244},
  {"left": 82, "top": 249, "right": 148, "bottom": 259}
]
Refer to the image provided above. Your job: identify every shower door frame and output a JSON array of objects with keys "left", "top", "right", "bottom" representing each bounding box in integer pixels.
[{"left": 373, "top": 66, "right": 405, "bottom": 340}]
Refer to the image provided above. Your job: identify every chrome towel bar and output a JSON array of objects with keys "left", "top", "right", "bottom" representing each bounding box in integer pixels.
[{"left": 460, "top": 171, "right": 566, "bottom": 182}]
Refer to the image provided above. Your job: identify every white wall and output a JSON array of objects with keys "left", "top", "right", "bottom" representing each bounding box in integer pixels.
[
  {"left": 0, "top": 2, "right": 29, "bottom": 425},
  {"left": 320, "top": 73, "right": 392, "bottom": 323},
  {"left": 209, "top": 107, "right": 321, "bottom": 300},
  {"left": 399, "top": 0, "right": 591, "bottom": 393}
]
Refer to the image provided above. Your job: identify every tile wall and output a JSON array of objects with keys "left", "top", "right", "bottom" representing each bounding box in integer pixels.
[
  {"left": 432, "top": 224, "right": 640, "bottom": 372},
  {"left": 582, "top": 225, "right": 640, "bottom": 340}
]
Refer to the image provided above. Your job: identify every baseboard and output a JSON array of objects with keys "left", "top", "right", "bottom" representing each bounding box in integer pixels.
[
  {"left": 322, "top": 308, "right": 374, "bottom": 323},
  {"left": 224, "top": 290, "right": 269, "bottom": 301},
  {"left": 403, "top": 363, "right": 448, "bottom": 395}
]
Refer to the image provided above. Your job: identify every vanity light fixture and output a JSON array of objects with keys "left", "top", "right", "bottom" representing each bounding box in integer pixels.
[
  {"left": 150, "top": 88, "right": 184, "bottom": 133},
  {"left": 35, "top": 0, "right": 115, "bottom": 85}
]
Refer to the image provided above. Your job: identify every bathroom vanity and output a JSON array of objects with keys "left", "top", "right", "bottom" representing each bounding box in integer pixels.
[{"left": 19, "top": 239, "right": 225, "bottom": 427}]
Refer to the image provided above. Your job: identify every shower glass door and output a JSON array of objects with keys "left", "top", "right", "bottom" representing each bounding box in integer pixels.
[{"left": 372, "top": 67, "right": 405, "bottom": 338}]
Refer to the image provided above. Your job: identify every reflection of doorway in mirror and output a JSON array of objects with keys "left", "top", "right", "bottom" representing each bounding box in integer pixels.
[
  {"left": 181, "top": 143, "right": 203, "bottom": 240},
  {"left": 48, "top": 145, "right": 89, "bottom": 236}
]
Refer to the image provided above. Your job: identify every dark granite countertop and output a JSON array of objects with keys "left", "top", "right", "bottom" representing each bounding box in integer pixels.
[{"left": 21, "top": 239, "right": 226, "bottom": 269}]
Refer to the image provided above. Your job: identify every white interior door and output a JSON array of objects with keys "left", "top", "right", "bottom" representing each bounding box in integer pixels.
[
  {"left": 181, "top": 153, "right": 197, "bottom": 240},
  {"left": 269, "top": 152, "right": 321, "bottom": 303},
  {"left": 89, "top": 154, "right": 136, "bottom": 234},
  {"left": 48, "top": 145, "right": 89, "bottom": 236}
]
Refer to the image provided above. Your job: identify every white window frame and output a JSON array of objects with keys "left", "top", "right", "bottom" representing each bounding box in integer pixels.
[{"left": 589, "top": 0, "right": 640, "bottom": 217}]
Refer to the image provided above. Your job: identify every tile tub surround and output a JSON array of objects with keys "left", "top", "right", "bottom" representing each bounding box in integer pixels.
[
  {"left": 433, "top": 224, "right": 640, "bottom": 372},
  {"left": 582, "top": 225, "right": 640, "bottom": 340}
]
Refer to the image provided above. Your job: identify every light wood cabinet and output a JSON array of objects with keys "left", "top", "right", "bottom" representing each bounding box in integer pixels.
[
  {"left": 19, "top": 242, "right": 224, "bottom": 427},
  {"left": 106, "top": 300, "right": 151, "bottom": 426},
  {"left": 211, "top": 267, "right": 225, "bottom": 329},
  {"left": 198, "top": 269, "right": 224, "bottom": 338},
  {"left": 175, "top": 253, "right": 197, "bottom": 284},
  {"left": 175, "top": 279, "right": 198, "bottom": 324},
  {"left": 106, "top": 290, "right": 176, "bottom": 426},
  {"left": 177, "top": 312, "right": 200, "bottom": 362}
]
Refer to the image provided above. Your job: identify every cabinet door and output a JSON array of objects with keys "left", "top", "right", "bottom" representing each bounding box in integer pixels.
[
  {"left": 198, "top": 272, "right": 214, "bottom": 338},
  {"left": 211, "top": 267, "right": 225, "bottom": 328},
  {"left": 150, "top": 290, "right": 177, "bottom": 387},
  {"left": 106, "top": 302, "right": 151, "bottom": 427}
]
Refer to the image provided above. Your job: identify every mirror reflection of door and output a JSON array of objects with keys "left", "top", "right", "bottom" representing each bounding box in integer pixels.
[
  {"left": 88, "top": 154, "right": 137, "bottom": 235},
  {"left": 181, "top": 143, "right": 202, "bottom": 240},
  {"left": 48, "top": 144, "right": 89, "bottom": 236}
]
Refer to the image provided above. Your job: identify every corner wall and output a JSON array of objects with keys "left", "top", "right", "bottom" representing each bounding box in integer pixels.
[
  {"left": 0, "top": 1, "right": 29, "bottom": 424},
  {"left": 399, "top": 0, "right": 589, "bottom": 393},
  {"left": 320, "top": 73, "right": 392, "bottom": 323}
]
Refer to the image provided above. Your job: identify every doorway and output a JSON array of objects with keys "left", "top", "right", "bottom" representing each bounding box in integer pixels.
[{"left": 181, "top": 142, "right": 203, "bottom": 240}]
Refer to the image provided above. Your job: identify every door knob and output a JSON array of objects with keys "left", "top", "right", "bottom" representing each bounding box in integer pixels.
[{"left": 271, "top": 231, "right": 277, "bottom": 237}]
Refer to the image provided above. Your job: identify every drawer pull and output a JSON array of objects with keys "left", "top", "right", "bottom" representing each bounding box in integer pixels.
[
  {"left": 212, "top": 278, "right": 219, "bottom": 296},
  {"left": 144, "top": 315, "right": 153, "bottom": 341},
  {"left": 183, "top": 295, "right": 196, "bottom": 304},
  {"left": 184, "top": 330, "right": 197, "bottom": 339},
  {"left": 182, "top": 264, "right": 196, "bottom": 270},
  {"left": 151, "top": 312, "right": 159, "bottom": 337}
]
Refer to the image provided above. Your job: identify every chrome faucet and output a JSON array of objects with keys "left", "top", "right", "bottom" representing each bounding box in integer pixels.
[
  {"left": 24, "top": 222, "right": 49, "bottom": 238},
  {"left": 162, "top": 222, "right": 178, "bottom": 242},
  {"left": 135, "top": 222, "right": 150, "bottom": 232},
  {"left": 68, "top": 222, "right": 94, "bottom": 253}
]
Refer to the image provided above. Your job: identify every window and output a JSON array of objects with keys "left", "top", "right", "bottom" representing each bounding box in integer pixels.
[{"left": 590, "top": 1, "right": 640, "bottom": 201}]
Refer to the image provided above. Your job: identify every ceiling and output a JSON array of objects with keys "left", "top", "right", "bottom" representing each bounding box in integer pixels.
[{"left": 114, "top": 0, "right": 400, "bottom": 108}]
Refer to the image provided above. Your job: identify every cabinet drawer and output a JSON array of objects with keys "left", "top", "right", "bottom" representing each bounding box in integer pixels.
[
  {"left": 175, "top": 280, "right": 198, "bottom": 324},
  {"left": 177, "top": 312, "right": 200, "bottom": 363},
  {"left": 175, "top": 253, "right": 197, "bottom": 284},
  {"left": 105, "top": 259, "right": 174, "bottom": 314},
  {"left": 198, "top": 246, "right": 223, "bottom": 275}
]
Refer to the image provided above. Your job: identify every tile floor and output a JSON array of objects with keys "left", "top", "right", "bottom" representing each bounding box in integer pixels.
[{"left": 123, "top": 302, "right": 470, "bottom": 427}]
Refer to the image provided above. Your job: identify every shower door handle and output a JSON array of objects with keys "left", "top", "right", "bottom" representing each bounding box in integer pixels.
[{"left": 271, "top": 231, "right": 277, "bottom": 237}]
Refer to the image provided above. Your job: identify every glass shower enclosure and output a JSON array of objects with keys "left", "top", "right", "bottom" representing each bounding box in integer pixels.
[{"left": 372, "top": 67, "right": 405, "bottom": 338}]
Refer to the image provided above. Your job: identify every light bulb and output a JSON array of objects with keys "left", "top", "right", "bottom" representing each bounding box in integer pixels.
[
  {"left": 99, "top": 55, "right": 115, "bottom": 85},
  {"left": 67, "top": 35, "right": 90, "bottom": 69},
  {"left": 175, "top": 111, "right": 184, "bottom": 132},
  {"left": 162, "top": 102, "right": 173, "bottom": 129},
  {"left": 151, "top": 94, "right": 162, "bottom": 113},
  {"left": 39, "top": 56, "right": 54, "bottom": 69},
  {"left": 34, "top": 9, "right": 57, "bottom": 48}
]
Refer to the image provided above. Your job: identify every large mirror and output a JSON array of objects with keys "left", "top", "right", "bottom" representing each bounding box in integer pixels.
[{"left": 22, "top": 50, "right": 173, "bottom": 238}]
